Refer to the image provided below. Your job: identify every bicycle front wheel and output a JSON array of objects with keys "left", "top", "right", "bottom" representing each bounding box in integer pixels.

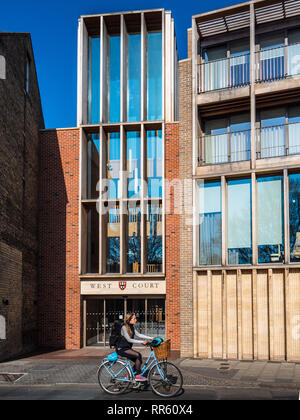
[
  {"left": 98, "top": 360, "right": 132, "bottom": 395},
  {"left": 148, "top": 361, "right": 183, "bottom": 397}
]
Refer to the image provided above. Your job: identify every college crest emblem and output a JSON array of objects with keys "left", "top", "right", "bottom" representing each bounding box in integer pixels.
[{"left": 119, "top": 281, "right": 127, "bottom": 291}]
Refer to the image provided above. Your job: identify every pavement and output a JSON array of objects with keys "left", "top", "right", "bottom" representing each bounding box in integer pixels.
[{"left": 0, "top": 348, "right": 299, "bottom": 400}]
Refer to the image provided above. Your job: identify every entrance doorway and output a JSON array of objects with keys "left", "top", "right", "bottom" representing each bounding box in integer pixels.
[{"left": 85, "top": 297, "right": 165, "bottom": 346}]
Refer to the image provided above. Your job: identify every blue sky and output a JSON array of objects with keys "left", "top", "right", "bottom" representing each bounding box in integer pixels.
[{"left": 0, "top": 0, "right": 242, "bottom": 128}]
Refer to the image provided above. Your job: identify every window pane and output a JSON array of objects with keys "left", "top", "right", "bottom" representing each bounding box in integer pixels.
[
  {"left": 108, "top": 35, "right": 120, "bottom": 123},
  {"left": 127, "top": 206, "right": 141, "bottom": 273},
  {"left": 146, "top": 299, "right": 165, "bottom": 337},
  {"left": 147, "top": 32, "right": 162, "bottom": 120},
  {"left": 257, "top": 176, "right": 284, "bottom": 263},
  {"left": 204, "top": 46, "right": 227, "bottom": 91},
  {"left": 289, "top": 174, "right": 300, "bottom": 262},
  {"left": 199, "top": 181, "right": 222, "bottom": 265},
  {"left": 127, "top": 131, "right": 141, "bottom": 198},
  {"left": 107, "top": 132, "right": 120, "bottom": 199},
  {"left": 127, "top": 34, "right": 141, "bottom": 122},
  {"left": 88, "top": 37, "right": 100, "bottom": 124},
  {"left": 260, "top": 108, "right": 285, "bottom": 158},
  {"left": 204, "top": 118, "right": 228, "bottom": 164},
  {"left": 87, "top": 133, "right": 100, "bottom": 199},
  {"left": 86, "top": 205, "right": 99, "bottom": 273},
  {"left": 147, "top": 130, "right": 162, "bottom": 198},
  {"left": 228, "top": 179, "right": 252, "bottom": 264},
  {"left": 147, "top": 203, "right": 162, "bottom": 272},
  {"left": 106, "top": 206, "right": 120, "bottom": 273},
  {"left": 288, "top": 106, "right": 300, "bottom": 155}
]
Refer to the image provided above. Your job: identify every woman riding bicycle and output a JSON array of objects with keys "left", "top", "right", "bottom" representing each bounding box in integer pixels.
[{"left": 116, "top": 313, "right": 154, "bottom": 382}]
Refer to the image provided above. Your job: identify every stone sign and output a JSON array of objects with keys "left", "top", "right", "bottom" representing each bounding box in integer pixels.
[{"left": 81, "top": 280, "right": 166, "bottom": 295}]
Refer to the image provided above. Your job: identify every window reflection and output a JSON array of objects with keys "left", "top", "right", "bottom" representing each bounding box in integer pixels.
[
  {"left": 107, "top": 132, "right": 120, "bottom": 200},
  {"left": 147, "top": 203, "right": 162, "bottom": 272},
  {"left": 108, "top": 35, "right": 120, "bottom": 123},
  {"left": 127, "top": 131, "right": 141, "bottom": 198},
  {"left": 127, "top": 33, "right": 141, "bottom": 122},
  {"left": 88, "top": 36, "right": 100, "bottom": 124},
  {"left": 147, "top": 32, "right": 162, "bottom": 120},
  {"left": 106, "top": 206, "right": 120, "bottom": 273},
  {"left": 127, "top": 206, "right": 141, "bottom": 273},
  {"left": 199, "top": 181, "right": 222, "bottom": 265},
  {"left": 227, "top": 179, "right": 252, "bottom": 265},
  {"left": 86, "top": 133, "right": 100, "bottom": 199},
  {"left": 289, "top": 173, "right": 300, "bottom": 262},
  {"left": 257, "top": 175, "right": 284, "bottom": 263},
  {"left": 147, "top": 130, "right": 162, "bottom": 198}
]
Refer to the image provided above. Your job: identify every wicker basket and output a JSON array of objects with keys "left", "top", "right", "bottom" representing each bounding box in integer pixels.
[{"left": 154, "top": 339, "right": 171, "bottom": 360}]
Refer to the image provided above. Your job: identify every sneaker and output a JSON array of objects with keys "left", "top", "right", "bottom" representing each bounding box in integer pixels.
[{"left": 135, "top": 374, "right": 147, "bottom": 382}]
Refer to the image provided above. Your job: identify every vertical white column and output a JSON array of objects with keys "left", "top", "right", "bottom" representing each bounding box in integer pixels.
[
  {"left": 121, "top": 15, "right": 128, "bottom": 123},
  {"left": 250, "top": 2, "right": 256, "bottom": 169},
  {"left": 77, "top": 19, "right": 83, "bottom": 126},
  {"left": 161, "top": 10, "right": 165, "bottom": 122},
  {"left": 100, "top": 16, "right": 108, "bottom": 123},
  {"left": 141, "top": 13, "right": 147, "bottom": 122},
  {"left": 164, "top": 11, "right": 172, "bottom": 123}
]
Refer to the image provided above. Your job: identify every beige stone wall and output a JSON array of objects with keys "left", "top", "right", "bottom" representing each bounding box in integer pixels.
[
  {"left": 0, "top": 241, "right": 23, "bottom": 360},
  {"left": 193, "top": 268, "right": 300, "bottom": 362},
  {"left": 179, "top": 58, "right": 194, "bottom": 357}
]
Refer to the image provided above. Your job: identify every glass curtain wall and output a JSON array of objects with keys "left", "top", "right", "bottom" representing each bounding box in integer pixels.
[
  {"left": 199, "top": 181, "right": 222, "bottom": 265},
  {"left": 106, "top": 206, "right": 120, "bottom": 273},
  {"left": 289, "top": 173, "right": 300, "bottom": 262},
  {"left": 108, "top": 35, "right": 121, "bottom": 123},
  {"left": 88, "top": 36, "right": 100, "bottom": 124},
  {"left": 147, "top": 31, "right": 162, "bottom": 120},
  {"left": 107, "top": 132, "right": 121, "bottom": 200},
  {"left": 86, "top": 205, "right": 99, "bottom": 273},
  {"left": 227, "top": 179, "right": 252, "bottom": 264},
  {"left": 127, "top": 33, "right": 141, "bottom": 122},
  {"left": 147, "top": 203, "right": 162, "bottom": 272},
  {"left": 260, "top": 108, "right": 285, "bottom": 158},
  {"left": 127, "top": 131, "right": 141, "bottom": 198},
  {"left": 257, "top": 175, "right": 284, "bottom": 263},
  {"left": 147, "top": 130, "right": 163, "bottom": 198},
  {"left": 127, "top": 205, "right": 141, "bottom": 273},
  {"left": 86, "top": 134, "right": 100, "bottom": 199}
]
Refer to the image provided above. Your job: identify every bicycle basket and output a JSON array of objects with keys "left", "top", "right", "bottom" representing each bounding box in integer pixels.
[{"left": 154, "top": 339, "right": 171, "bottom": 360}]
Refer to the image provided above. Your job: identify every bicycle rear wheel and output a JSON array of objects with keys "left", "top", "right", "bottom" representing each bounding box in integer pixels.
[
  {"left": 98, "top": 360, "right": 132, "bottom": 395},
  {"left": 148, "top": 361, "right": 183, "bottom": 397}
]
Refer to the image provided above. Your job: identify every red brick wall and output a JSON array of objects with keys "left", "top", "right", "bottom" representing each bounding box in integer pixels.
[
  {"left": 38, "top": 128, "right": 81, "bottom": 349},
  {"left": 165, "top": 123, "right": 181, "bottom": 351}
]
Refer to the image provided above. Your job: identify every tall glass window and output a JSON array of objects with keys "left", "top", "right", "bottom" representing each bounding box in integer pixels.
[
  {"left": 147, "top": 130, "right": 162, "bottom": 198},
  {"left": 227, "top": 179, "right": 252, "bottom": 265},
  {"left": 147, "top": 203, "right": 162, "bottom": 272},
  {"left": 88, "top": 37, "right": 100, "bottom": 124},
  {"left": 289, "top": 173, "right": 300, "bottom": 263},
  {"left": 106, "top": 206, "right": 120, "bottom": 273},
  {"left": 107, "top": 132, "right": 120, "bottom": 200},
  {"left": 257, "top": 175, "right": 284, "bottom": 263},
  {"left": 86, "top": 205, "right": 99, "bottom": 273},
  {"left": 127, "top": 131, "right": 141, "bottom": 198},
  {"left": 127, "top": 34, "right": 141, "bottom": 122},
  {"left": 199, "top": 181, "right": 222, "bottom": 265},
  {"left": 147, "top": 32, "right": 162, "bottom": 121},
  {"left": 87, "top": 134, "right": 100, "bottom": 199},
  {"left": 108, "top": 35, "right": 120, "bottom": 123},
  {"left": 127, "top": 206, "right": 141, "bottom": 273}
]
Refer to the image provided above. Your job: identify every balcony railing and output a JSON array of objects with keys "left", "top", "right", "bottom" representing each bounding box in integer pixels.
[
  {"left": 198, "top": 43, "right": 300, "bottom": 93},
  {"left": 256, "top": 43, "right": 300, "bottom": 83},
  {"left": 198, "top": 53, "right": 250, "bottom": 93},
  {"left": 198, "top": 122, "right": 300, "bottom": 165},
  {"left": 198, "top": 129, "right": 251, "bottom": 165},
  {"left": 256, "top": 121, "right": 300, "bottom": 159}
]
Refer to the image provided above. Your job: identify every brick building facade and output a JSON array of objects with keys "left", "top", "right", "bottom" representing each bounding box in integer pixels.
[{"left": 0, "top": 33, "right": 44, "bottom": 361}]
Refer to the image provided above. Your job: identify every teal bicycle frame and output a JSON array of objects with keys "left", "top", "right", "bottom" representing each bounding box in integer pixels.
[{"left": 103, "top": 348, "right": 165, "bottom": 383}]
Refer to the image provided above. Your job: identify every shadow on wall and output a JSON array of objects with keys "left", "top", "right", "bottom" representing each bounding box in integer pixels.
[{"left": 38, "top": 131, "right": 68, "bottom": 350}]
